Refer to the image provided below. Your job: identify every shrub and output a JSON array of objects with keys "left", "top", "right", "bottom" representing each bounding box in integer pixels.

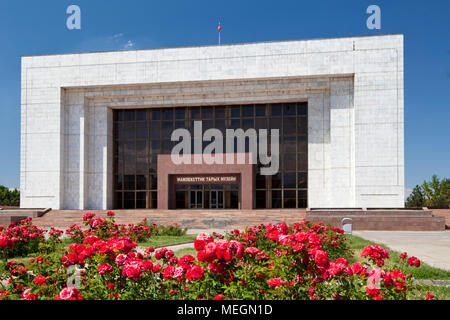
[
  {"left": 0, "top": 216, "right": 433, "bottom": 301},
  {"left": 0, "top": 185, "right": 20, "bottom": 207}
]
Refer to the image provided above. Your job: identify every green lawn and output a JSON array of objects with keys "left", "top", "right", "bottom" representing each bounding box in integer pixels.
[
  {"left": 345, "top": 234, "right": 450, "bottom": 280},
  {"left": 174, "top": 247, "right": 197, "bottom": 258},
  {"left": 138, "top": 234, "right": 196, "bottom": 249}
]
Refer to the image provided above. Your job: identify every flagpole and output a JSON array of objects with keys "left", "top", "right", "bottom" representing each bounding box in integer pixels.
[{"left": 218, "top": 22, "right": 221, "bottom": 45}]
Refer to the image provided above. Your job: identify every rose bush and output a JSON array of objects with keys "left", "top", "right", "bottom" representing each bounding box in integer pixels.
[{"left": 0, "top": 214, "right": 435, "bottom": 300}]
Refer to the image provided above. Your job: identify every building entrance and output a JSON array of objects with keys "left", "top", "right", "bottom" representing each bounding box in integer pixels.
[
  {"left": 208, "top": 190, "right": 224, "bottom": 209},
  {"left": 176, "top": 184, "right": 238, "bottom": 210}
]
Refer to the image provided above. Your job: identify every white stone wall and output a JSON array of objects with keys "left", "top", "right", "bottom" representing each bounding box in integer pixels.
[{"left": 20, "top": 35, "right": 404, "bottom": 209}]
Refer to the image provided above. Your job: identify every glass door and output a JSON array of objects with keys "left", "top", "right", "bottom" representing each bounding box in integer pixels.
[
  {"left": 209, "top": 190, "right": 224, "bottom": 209},
  {"left": 189, "top": 190, "right": 203, "bottom": 209}
]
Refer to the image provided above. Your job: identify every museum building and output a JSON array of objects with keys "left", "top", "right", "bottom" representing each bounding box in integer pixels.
[{"left": 20, "top": 34, "right": 405, "bottom": 211}]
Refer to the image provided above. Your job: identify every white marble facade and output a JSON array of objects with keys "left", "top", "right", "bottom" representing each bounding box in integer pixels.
[{"left": 20, "top": 34, "right": 404, "bottom": 210}]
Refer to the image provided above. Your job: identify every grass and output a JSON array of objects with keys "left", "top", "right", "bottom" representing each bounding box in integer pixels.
[
  {"left": 413, "top": 285, "right": 450, "bottom": 300},
  {"left": 137, "top": 234, "right": 196, "bottom": 249},
  {"left": 345, "top": 234, "right": 450, "bottom": 280},
  {"left": 174, "top": 247, "right": 197, "bottom": 258}
]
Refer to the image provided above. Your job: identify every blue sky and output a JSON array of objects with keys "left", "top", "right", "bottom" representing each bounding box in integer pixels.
[{"left": 0, "top": 0, "right": 448, "bottom": 194}]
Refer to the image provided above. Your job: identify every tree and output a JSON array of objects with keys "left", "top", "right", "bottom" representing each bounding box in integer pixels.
[
  {"left": 405, "top": 185, "right": 425, "bottom": 208},
  {"left": 0, "top": 185, "right": 20, "bottom": 206},
  {"left": 406, "top": 175, "right": 450, "bottom": 208},
  {"left": 421, "top": 175, "right": 448, "bottom": 207}
]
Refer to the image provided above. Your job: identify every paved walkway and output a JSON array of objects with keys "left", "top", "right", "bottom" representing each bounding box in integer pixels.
[{"left": 353, "top": 231, "right": 450, "bottom": 271}]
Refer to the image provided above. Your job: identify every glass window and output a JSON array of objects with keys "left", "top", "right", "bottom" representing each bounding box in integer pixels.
[
  {"left": 136, "top": 192, "right": 147, "bottom": 209},
  {"left": 298, "top": 172, "right": 307, "bottom": 188},
  {"left": 149, "top": 122, "right": 161, "bottom": 138},
  {"left": 136, "top": 122, "right": 148, "bottom": 139},
  {"left": 136, "top": 110, "right": 146, "bottom": 121},
  {"left": 283, "top": 154, "right": 297, "bottom": 171},
  {"left": 175, "top": 121, "right": 186, "bottom": 129},
  {"left": 256, "top": 174, "right": 266, "bottom": 189},
  {"left": 298, "top": 136, "right": 307, "bottom": 153},
  {"left": 284, "top": 172, "right": 297, "bottom": 188},
  {"left": 242, "top": 105, "right": 254, "bottom": 117},
  {"left": 256, "top": 191, "right": 266, "bottom": 209},
  {"left": 297, "top": 117, "right": 307, "bottom": 135},
  {"left": 124, "top": 175, "right": 135, "bottom": 190},
  {"left": 162, "top": 121, "right": 173, "bottom": 137},
  {"left": 151, "top": 192, "right": 158, "bottom": 209},
  {"left": 298, "top": 102, "right": 307, "bottom": 116},
  {"left": 215, "top": 119, "right": 226, "bottom": 132},
  {"left": 255, "top": 118, "right": 267, "bottom": 130},
  {"left": 114, "top": 175, "right": 123, "bottom": 190},
  {"left": 124, "top": 123, "right": 135, "bottom": 140},
  {"left": 270, "top": 105, "right": 281, "bottom": 116},
  {"left": 150, "top": 175, "right": 157, "bottom": 190},
  {"left": 202, "top": 107, "right": 213, "bottom": 119},
  {"left": 162, "top": 109, "right": 173, "bottom": 121},
  {"left": 271, "top": 173, "right": 282, "bottom": 189},
  {"left": 215, "top": 107, "right": 226, "bottom": 118},
  {"left": 283, "top": 117, "right": 297, "bottom": 135},
  {"left": 136, "top": 175, "right": 147, "bottom": 190},
  {"left": 298, "top": 154, "right": 308, "bottom": 172},
  {"left": 229, "top": 119, "right": 241, "bottom": 129},
  {"left": 283, "top": 190, "right": 297, "bottom": 208},
  {"left": 283, "top": 103, "right": 296, "bottom": 116},
  {"left": 269, "top": 118, "right": 281, "bottom": 131},
  {"left": 115, "top": 192, "right": 123, "bottom": 209},
  {"left": 151, "top": 109, "right": 161, "bottom": 121},
  {"left": 175, "top": 108, "right": 186, "bottom": 120},
  {"left": 113, "top": 101, "right": 308, "bottom": 209},
  {"left": 255, "top": 104, "right": 266, "bottom": 117},
  {"left": 230, "top": 106, "right": 241, "bottom": 118},
  {"left": 124, "top": 110, "right": 135, "bottom": 121},
  {"left": 162, "top": 140, "right": 173, "bottom": 153},
  {"left": 271, "top": 190, "right": 282, "bottom": 208},
  {"left": 283, "top": 136, "right": 296, "bottom": 154},
  {"left": 191, "top": 108, "right": 201, "bottom": 119},
  {"left": 124, "top": 192, "right": 135, "bottom": 209},
  {"left": 242, "top": 118, "right": 254, "bottom": 130}
]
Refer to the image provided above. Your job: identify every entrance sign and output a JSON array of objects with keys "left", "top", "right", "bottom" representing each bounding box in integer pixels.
[{"left": 174, "top": 174, "right": 239, "bottom": 185}]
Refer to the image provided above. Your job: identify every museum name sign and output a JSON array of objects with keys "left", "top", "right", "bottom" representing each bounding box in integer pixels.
[{"left": 174, "top": 174, "right": 239, "bottom": 185}]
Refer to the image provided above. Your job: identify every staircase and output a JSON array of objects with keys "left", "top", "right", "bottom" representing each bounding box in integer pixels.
[{"left": 305, "top": 208, "right": 446, "bottom": 231}]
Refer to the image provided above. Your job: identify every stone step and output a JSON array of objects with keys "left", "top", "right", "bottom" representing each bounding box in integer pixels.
[{"left": 306, "top": 210, "right": 446, "bottom": 231}]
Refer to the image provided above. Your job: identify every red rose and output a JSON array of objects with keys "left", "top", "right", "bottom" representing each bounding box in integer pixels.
[
  {"left": 213, "top": 294, "right": 225, "bottom": 300},
  {"left": 152, "top": 263, "right": 161, "bottom": 273},
  {"left": 194, "top": 233, "right": 214, "bottom": 250},
  {"left": 186, "top": 265, "right": 204, "bottom": 281},
  {"left": 366, "top": 284, "right": 379, "bottom": 298},
  {"left": 314, "top": 250, "right": 329, "bottom": 269},
  {"left": 244, "top": 247, "right": 260, "bottom": 255},
  {"left": 82, "top": 212, "right": 95, "bottom": 221},
  {"left": 33, "top": 275, "right": 47, "bottom": 286},
  {"left": 426, "top": 293, "right": 434, "bottom": 300},
  {"left": 98, "top": 263, "right": 113, "bottom": 275},
  {"left": 267, "top": 278, "right": 285, "bottom": 288},
  {"left": 21, "top": 288, "right": 37, "bottom": 300},
  {"left": 58, "top": 287, "right": 83, "bottom": 300},
  {"left": 122, "top": 263, "right": 142, "bottom": 279},
  {"left": 407, "top": 256, "right": 421, "bottom": 268},
  {"left": 163, "top": 265, "right": 175, "bottom": 279}
]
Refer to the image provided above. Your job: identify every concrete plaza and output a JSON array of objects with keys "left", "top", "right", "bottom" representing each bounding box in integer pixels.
[{"left": 354, "top": 230, "right": 450, "bottom": 271}]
